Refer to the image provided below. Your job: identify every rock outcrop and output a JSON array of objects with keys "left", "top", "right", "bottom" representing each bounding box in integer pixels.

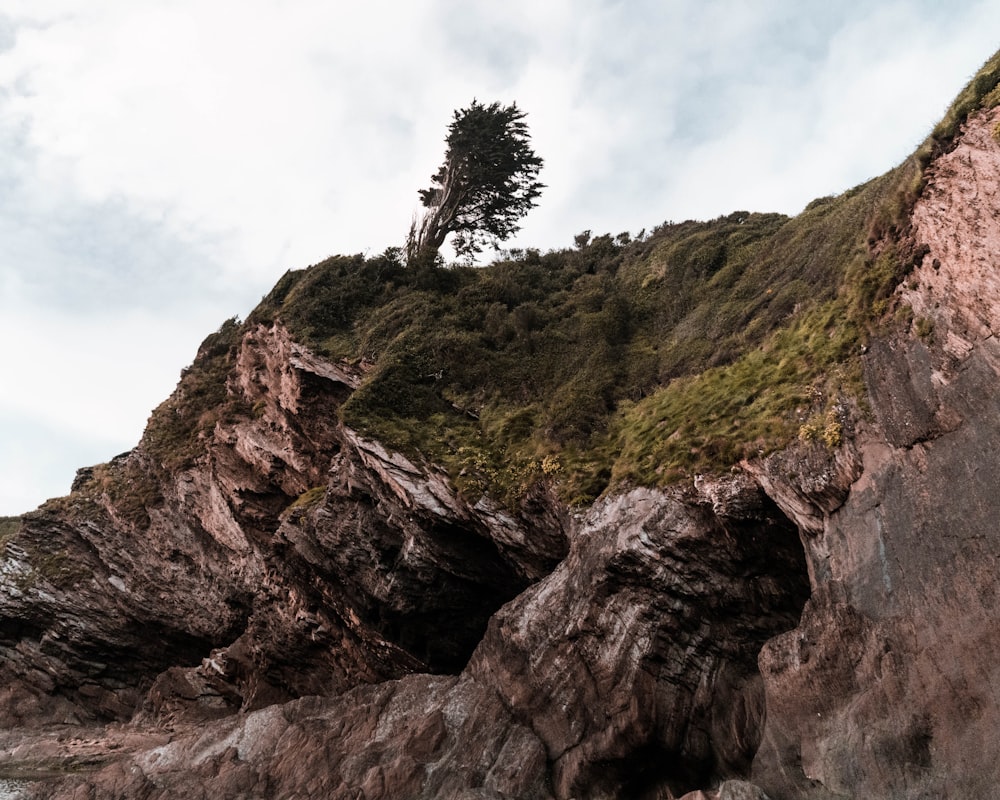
[
  {"left": 0, "top": 314, "right": 813, "bottom": 799},
  {"left": 0, "top": 322, "right": 566, "bottom": 732},
  {"left": 11, "top": 482, "right": 807, "bottom": 800},
  {"left": 750, "top": 106, "right": 1000, "bottom": 799},
  {"left": 6, "top": 75, "right": 1000, "bottom": 800}
]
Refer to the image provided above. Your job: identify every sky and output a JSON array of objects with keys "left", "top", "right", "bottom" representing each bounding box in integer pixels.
[{"left": 1, "top": 1, "right": 999, "bottom": 515}]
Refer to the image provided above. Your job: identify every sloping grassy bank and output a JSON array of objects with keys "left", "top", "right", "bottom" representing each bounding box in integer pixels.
[{"left": 141, "top": 49, "right": 1000, "bottom": 506}]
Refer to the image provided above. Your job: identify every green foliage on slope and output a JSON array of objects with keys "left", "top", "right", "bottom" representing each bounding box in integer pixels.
[
  {"left": 924, "top": 49, "right": 1000, "bottom": 160},
  {"left": 246, "top": 163, "right": 907, "bottom": 504},
  {"left": 140, "top": 50, "right": 1000, "bottom": 507},
  {"left": 144, "top": 316, "right": 245, "bottom": 471},
  {"left": 0, "top": 516, "right": 20, "bottom": 547}
]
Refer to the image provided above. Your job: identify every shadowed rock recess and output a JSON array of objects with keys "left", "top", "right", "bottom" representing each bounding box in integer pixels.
[{"left": 7, "top": 53, "right": 1000, "bottom": 799}]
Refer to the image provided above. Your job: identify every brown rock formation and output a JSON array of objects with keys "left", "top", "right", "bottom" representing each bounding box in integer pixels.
[
  {"left": 8, "top": 80, "right": 1000, "bottom": 800},
  {"left": 13, "top": 481, "right": 806, "bottom": 800},
  {"left": 470, "top": 486, "right": 807, "bottom": 798},
  {"left": 751, "top": 106, "right": 1000, "bottom": 799},
  {"left": 0, "top": 321, "right": 566, "bottom": 734}
]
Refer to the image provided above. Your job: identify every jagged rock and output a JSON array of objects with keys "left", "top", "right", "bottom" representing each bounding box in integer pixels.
[
  {"left": 718, "top": 780, "right": 771, "bottom": 800},
  {"left": 899, "top": 105, "right": 1000, "bottom": 355},
  {"left": 0, "top": 322, "right": 566, "bottom": 730},
  {"left": 11, "top": 76, "right": 1000, "bottom": 800},
  {"left": 28, "top": 675, "right": 552, "bottom": 800},
  {"left": 470, "top": 486, "right": 808, "bottom": 799},
  {"left": 751, "top": 106, "right": 1000, "bottom": 799},
  {"left": 23, "top": 482, "right": 807, "bottom": 800}
]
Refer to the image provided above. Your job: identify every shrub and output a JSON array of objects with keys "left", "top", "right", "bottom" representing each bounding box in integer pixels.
[{"left": 159, "top": 53, "right": 1000, "bottom": 506}]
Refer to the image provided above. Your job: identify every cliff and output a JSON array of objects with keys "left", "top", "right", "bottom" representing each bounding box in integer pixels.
[{"left": 4, "top": 52, "right": 1000, "bottom": 800}]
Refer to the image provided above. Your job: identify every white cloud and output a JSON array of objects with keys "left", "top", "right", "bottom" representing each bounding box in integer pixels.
[
  {"left": 0, "top": 0, "right": 998, "bottom": 513},
  {"left": 0, "top": 294, "right": 224, "bottom": 515}
]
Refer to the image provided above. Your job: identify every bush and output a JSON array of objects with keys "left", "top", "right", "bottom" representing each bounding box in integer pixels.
[{"left": 161, "top": 59, "right": 1000, "bottom": 505}]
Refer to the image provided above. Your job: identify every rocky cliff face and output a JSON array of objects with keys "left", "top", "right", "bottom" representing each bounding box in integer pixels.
[
  {"left": 751, "top": 104, "right": 1000, "bottom": 799},
  {"left": 5, "top": 94, "right": 1000, "bottom": 800},
  {"left": 0, "top": 317, "right": 808, "bottom": 799},
  {"left": 0, "top": 322, "right": 570, "bottom": 729}
]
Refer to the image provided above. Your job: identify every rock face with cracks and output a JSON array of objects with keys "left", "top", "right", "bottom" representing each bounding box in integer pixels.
[
  {"left": 751, "top": 106, "right": 1000, "bottom": 799},
  {"left": 0, "top": 316, "right": 811, "bottom": 800},
  {"left": 7, "top": 103, "right": 1000, "bottom": 800},
  {"left": 9, "top": 479, "right": 808, "bottom": 800}
]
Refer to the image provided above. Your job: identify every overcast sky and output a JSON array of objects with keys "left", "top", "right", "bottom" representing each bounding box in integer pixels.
[{"left": 1, "top": 1, "right": 998, "bottom": 515}]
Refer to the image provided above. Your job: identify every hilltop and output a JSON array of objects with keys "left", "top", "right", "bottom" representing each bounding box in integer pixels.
[{"left": 3, "top": 48, "right": 1000, "bottom": 800}]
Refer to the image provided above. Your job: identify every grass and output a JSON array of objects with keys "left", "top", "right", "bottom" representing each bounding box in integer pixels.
[
  {"left": 131, "top": 49, "right": 1000, "bottom": 507},
  {"left": 243, "top": 185, "right": 890, "bottom": 504},
  {"left": 0, "top": 516, "right": 19, "bottom": 540},
  {"left": 129, "top": 191, "right": 903, "bottom": 506},
  {"left": 609, "top": 300, "right": 862, "bottom": 485},
  {"left": 23, "top": 548, "right": 90, "bottom": 590},
  {"left": 80, "top": 459, "right": 164, "bottom": 530},
  {"left": 282, "top": 485, "right": 329, "bottom": 521},
  {"left": 143, "top": 316, "right": 245, "bottom": 472},
  {"left": 923, "top": 49, "right": 1000, "bottom": 160}
]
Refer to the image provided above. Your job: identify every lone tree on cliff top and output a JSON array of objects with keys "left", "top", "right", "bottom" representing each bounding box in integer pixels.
[{"left": 407, "top": 100, "right": 544, "bottom": 265}]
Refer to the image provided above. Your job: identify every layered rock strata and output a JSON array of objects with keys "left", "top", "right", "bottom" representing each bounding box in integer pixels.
[
  {"left": 751, "top": 106, "right": 1000, "bottom": 799},
  {"left": 6, "top": 100, "right": 1000, "bottom": 800}
]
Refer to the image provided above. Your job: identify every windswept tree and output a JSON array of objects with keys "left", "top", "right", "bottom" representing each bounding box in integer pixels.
[{"left": 407, "top": 100, "right": 544, "bottom": 265}]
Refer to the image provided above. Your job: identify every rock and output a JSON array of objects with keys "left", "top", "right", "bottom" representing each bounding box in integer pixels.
[
  {"left": 23, "top": 479, "right": 808, "bottom": 800},
  {"left": 30, "top": 675, "right": 552, "bottom": 800},
  {"left": 899, "top": 105, "right": 1000, "bottom": 355},
  {"left": 470, "top": 485, "right": 808, "bottom": 799},
  {"left": 862, "top": 336, "right": 940, "bottom": 447},
  {"left": 750, "top": 106, "right": 1000, "bottom": 800},
  {"left": 0, "top": 323, "right": 565, "bottom": 728},
  {"left": 718, "top": 780, "right": 771, "bottom": 800}
]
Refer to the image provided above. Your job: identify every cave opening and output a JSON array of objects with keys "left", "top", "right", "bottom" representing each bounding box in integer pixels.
[{"left": 570, "top": 492, "right": 813, "bottom": 798}]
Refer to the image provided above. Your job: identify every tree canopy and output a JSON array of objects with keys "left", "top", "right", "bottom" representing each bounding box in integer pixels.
[{"left": 408, "top": 100, "right": 544, "bottom": 264}]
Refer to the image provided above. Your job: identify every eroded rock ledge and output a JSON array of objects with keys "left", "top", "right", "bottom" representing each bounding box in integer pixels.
[
  {"left": 8, "top": 108, "right": 1000, "bottom": 800},
  {"left": 12, "top": 482, "right": 808, "bottom": 800},
  {"left": 0, "top": 319, "right": 816, "bottom": 799}
]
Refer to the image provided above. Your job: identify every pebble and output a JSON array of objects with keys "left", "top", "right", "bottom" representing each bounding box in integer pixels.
[{"left": 0, "top": 779, "right": 30, "bottom": 800}]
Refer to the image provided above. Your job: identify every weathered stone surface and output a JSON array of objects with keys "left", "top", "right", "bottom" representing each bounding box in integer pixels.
[
  {"left": 862, "top": 336, "right": 940, "bottom": 447},
  {"left": 469, "top": 486, "right": 808, "bottom": 799},
  {"left": 718, "top": 780, "right": 771, "bottom": 800},
  {"left": 12, "top": 105, "right": 1000, "bottom": 800},
  {"left": 11, "top": 479, "right": 807, "bottom": 800},
  {"left": 750, "top": 107, "right": 1000, "bottom": 800},
  {"left": 0, "top": 322, "right": 565, "bottom": 731},
  {"left": 26, "top": 675, "right": 552, "bottom": 800},
  {"left": 899, "top": 105, "right": 1000, "bottom": 357}
]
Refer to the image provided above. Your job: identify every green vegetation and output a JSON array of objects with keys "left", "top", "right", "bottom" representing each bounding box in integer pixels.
[
  {"left": 245, "top": 169, "right": 901, "bottom": 504},
  {"left": 141, "top": 51, "right": 1000, "bottom": 507},
  {"left": 144, "top": 317, "right": 245, "bottom": 471},
  {"left": 82, "top": 460, "right": 163, "bottom": 529},
  {"left": 0, "top": 516, "right": 20, "bottom": 547},
  {"left": 285, "top": 486, "right": 328, "bottom": 519},
  {"left": 872, "top": 50, "right": 1000, "bottom": 243}
]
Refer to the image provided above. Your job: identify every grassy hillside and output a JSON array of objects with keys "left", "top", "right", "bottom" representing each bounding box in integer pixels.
[
  {"left": 247, "top": 173, "right": 897, "bottom": 505},
  {"left": 142, "top": 49, "right": 1000, "bottom": 507}
]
